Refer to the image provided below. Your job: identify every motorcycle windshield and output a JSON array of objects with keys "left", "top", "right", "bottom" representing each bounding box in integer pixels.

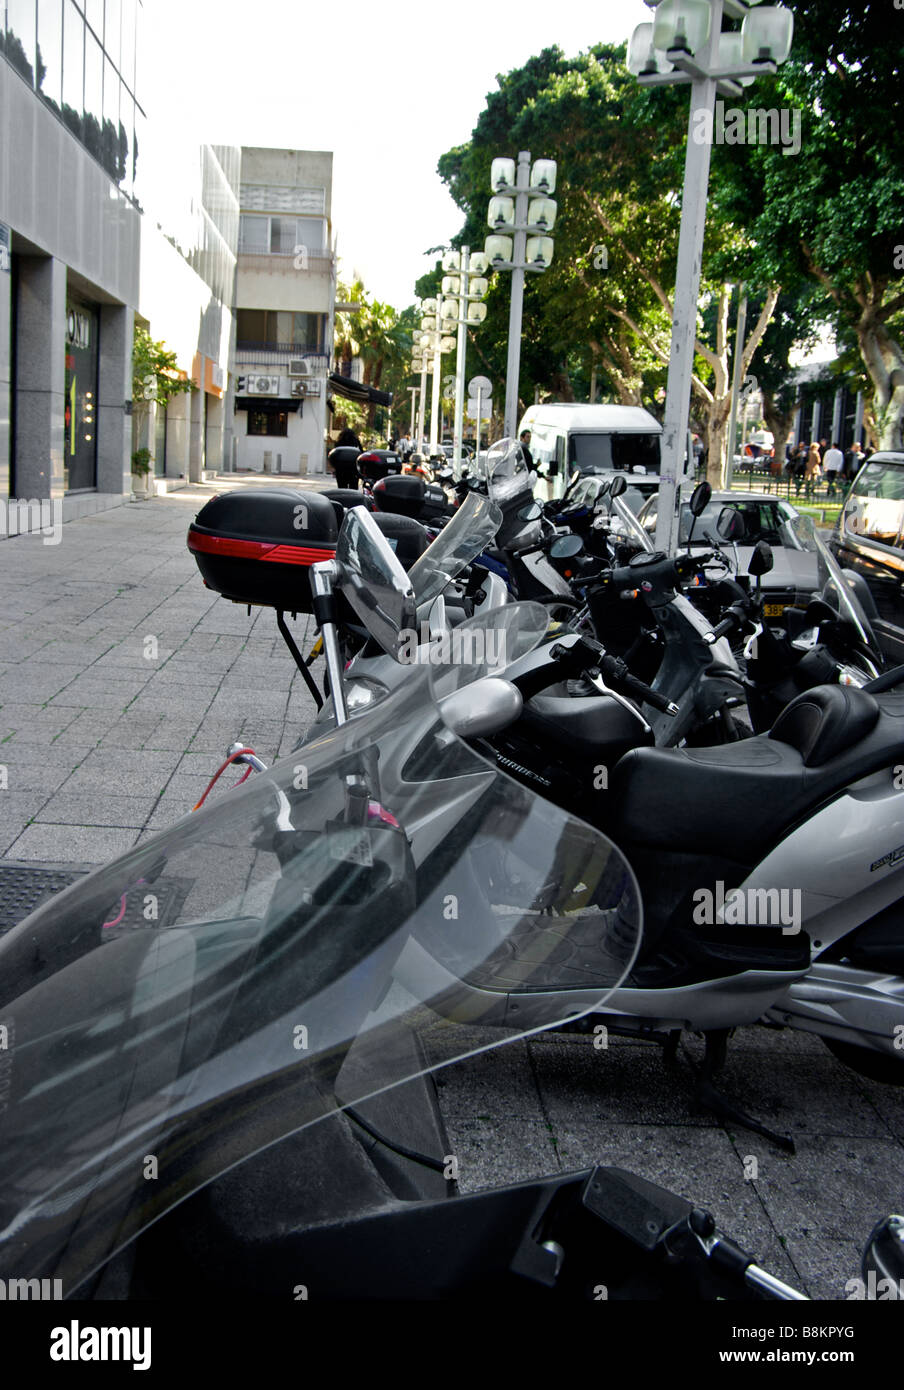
[
  {"left": 408, "top": 490, "right": 503, "bottom": 608},
  {"left": 0, "top": 615, "right": 640, "bottom": 1295},
  {"left": 612, "top": 494, "right": 655, "bottom": 552},
  {"left": 785, "top": 512, "right": 878, "bottom": 652},
  {"left": 486, "top": 437, "right": 532, "bottom": 505}
]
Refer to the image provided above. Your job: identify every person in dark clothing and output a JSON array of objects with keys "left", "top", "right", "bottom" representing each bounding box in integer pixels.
[
  {"left": 519, "top": 430, "right": 534, "bottom": 469},
  {"left": 330, "top": 427, "right": 363, "bottom": 489}
]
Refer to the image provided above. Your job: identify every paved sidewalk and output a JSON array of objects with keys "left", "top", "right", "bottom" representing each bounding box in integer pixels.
[
  {"left": 0, "top": 480, "right": 902, "bottom": 1302},
  {"left": 0, "top": 478, "right": 322, "bottom": 864}
]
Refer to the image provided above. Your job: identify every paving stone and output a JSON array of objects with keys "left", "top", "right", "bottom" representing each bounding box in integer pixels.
[
  {"left": 6, "top": 823, "right": 139, "bottom": 863},
  {"left": 36, "top": 792, "right": 157, "bottom": 828}
]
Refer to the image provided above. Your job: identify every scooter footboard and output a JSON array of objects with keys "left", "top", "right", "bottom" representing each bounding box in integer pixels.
[{"left": 766, "top": 961, "right": 904, "bottom": 1055}]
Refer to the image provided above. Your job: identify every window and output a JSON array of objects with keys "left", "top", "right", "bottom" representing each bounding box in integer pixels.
[
  {"left": 37, "top": 0, "right": 64, "bottom": 110},
  {"left": 5, "top": 0, "right": 37, "bottom": 84},
  {"left": 238, "top": 215, "right": 269, "bottom": 253},
  {"left": 269, "top": 217, "right": 296, "bottom": 254},
  {"left": 236, "top": 310, "right": 325, "bottom": 351},
  {"left": 62, "top": 1, "right": 84, "bottom": 140},
  {"left": 847, "top": 463, "right": 904, "bottom": 547},
  {"left": 248, "top": 412, "right": 288, "bottom": 437},
  {"left": 238, "top": 214, "right": 326, "bottom": 255},
  {"left": 568, "top": 432, "right": 661, "bottom": 475},
  {"left": 83, "top": 28, "right": 103, "bottom": 160}
]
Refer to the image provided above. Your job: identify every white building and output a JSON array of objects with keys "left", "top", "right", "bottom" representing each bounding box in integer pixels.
[
  {"left": 0, "top": 2, "right": 240, "bottom": 527},
  {"left": 231, "top": 148, "right": 335, "bottom": 477}
]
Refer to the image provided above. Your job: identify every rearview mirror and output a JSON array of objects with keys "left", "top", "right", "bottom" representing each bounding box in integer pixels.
[
  {"left": 335, "top": 507, "right": 417, "bottom": 661},
  {"left": 717, "top": 506, "right": 744, "bottom": 542},
  {"left": 550, "top": 534, "right": 584, "bottom": 559},
  {"left": 748, "top": 540, "right": 774, "bottom": 577},
  {"left": 805, "top": 597, "right": 837, "bottom": 626},
  {"left": 689, "top": 480, "right": 712, "bottom": 517},
  {"left": 517, "top": 501, "right": 542, "bottom": 522},
  {"left": 439, "top": 677, "right": 523, "bottom": 739},
  {"left": 608, "top": 474, "right": 628, "bottom": 499}
]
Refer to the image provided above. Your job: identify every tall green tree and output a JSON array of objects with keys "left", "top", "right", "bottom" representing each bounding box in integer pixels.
[{"left": 711, "top": 0, "right": 904, "bottom": 448}]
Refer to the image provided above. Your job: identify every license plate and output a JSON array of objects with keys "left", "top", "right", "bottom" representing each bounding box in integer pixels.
[{"left": 764, "top": 602, "right": 788, "bottom": 617}]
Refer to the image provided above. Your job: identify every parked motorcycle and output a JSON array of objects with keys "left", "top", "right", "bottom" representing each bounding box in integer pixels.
[{"left": 0, "top": 508, "right": 813, "bottom": 1302}]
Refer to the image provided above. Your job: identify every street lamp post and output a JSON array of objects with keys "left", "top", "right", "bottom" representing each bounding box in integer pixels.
[
  {"left": 414, "top": 300, "right": 455, "bottom": 456},
  {"left": 629, "top": 0, "right": 794, "bottom": 553},
  {"left": 439, "top": 248, "right": 489, "bottom": 468},
  {"left": 483, "top": 153, "right": 557, "bottom": 438}
]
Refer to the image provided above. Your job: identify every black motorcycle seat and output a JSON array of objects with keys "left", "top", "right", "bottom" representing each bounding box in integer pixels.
[
  {"left": 611, "top": 683, "right": 903, "bottom": 861},
  {"left": 768, "top": 683, "right": 880, "bottom": 765},
  {"left": 523, "top": 693, "right": 654, "bottom": 760}
]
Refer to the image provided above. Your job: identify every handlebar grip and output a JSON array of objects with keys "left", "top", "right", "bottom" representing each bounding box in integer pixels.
[
  {"left": 625, "top": 679, "right": 679, "bottom": 716},
  {"left": 706, "top": 602, "right": 750, "bottom": 644},
  {"left": 598, "top": 655, "right": 679, "bottom": 716},
  {"left": 707, "top": 617, "right": 736, "bottom": 643}
]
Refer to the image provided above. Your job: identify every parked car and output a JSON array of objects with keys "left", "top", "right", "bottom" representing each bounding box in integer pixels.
[
  {"left": 636, "top": 490, "right": 817, "bottom": 619},
  {"left": 831, "top": 451, "right": 904, "bottom": 661},
  {"left": 516, "top": 403, "right": 694, "bottom": 508}
]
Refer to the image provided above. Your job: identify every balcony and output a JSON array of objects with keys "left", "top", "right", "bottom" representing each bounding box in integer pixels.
[
  {"left": 236, "top": 248, "right": 335, "bottom": 276},
  {"left": 234, "top": 344, "right": 330, "bottom": 370}
]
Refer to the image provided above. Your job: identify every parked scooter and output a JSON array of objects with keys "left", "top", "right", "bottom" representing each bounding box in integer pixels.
[{"left": 188, "top": 470, "right": 904, "bottom": 1145}]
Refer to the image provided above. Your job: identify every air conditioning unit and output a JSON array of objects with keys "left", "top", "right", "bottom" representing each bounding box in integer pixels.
[
  {"left": 247, "top": 375, "right": 280, "bottom": 395},
  {"left": 305, "top": 379, "right": 322, "bottom": 397},
  {"left": 290, "top": 379, "right": 306, "bottom": 397},
  {"left": 288, "top": 359, "right": 309, "bottom": 377}
]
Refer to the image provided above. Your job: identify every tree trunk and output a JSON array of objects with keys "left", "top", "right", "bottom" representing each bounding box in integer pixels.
[
  {"left": 857, "top": 315, "right": 904, "bottom": 450},
  {"left": 550, "top": 367, "right": 575, "bottom": 401},
  {"left": 761, "top": 388, "right": 798, "bottom": 468},
  {"left": 705, "top": 397, "right": 732, "bottom": 489}
]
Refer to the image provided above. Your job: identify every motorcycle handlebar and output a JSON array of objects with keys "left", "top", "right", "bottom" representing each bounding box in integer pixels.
[{"left": 597, "top": 654, "right": 679, "bottom": 716}]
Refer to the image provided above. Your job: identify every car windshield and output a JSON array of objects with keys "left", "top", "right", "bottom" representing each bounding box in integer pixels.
[
  {"left": 844, "top": 462, "right": 904, "bottom": 547},
  {"left": 0, "top": 604, "right": 640, "bottom": 1295},
  {"left": 407, "top": 490, "right": 502, "bottom": 608},
  {"left": 569, "top": 432, "right": 661, "bottom": 475},
  {"left": 641, "top": 498, "right": 796, "bottom": 548}
]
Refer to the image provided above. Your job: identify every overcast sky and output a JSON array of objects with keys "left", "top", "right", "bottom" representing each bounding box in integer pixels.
[{"left": 144, "top": 0, "right": 650, "bottom": 307}]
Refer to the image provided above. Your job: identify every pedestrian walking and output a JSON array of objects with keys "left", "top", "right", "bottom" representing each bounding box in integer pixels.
[
  {"left": 804, "top": 442, "right": 822, "bottom": 500},
  {"left": 330, "top": 426, "right": 363, "bottom": 489},
  {"left": 790, "top": 442, "right": 807, "bottom": 496},
  {"left": 822, "top": 440, "right": 844, "bottom": 497},
  {"left": 845, "top": 441, "right": 865, "bottom": 481}
]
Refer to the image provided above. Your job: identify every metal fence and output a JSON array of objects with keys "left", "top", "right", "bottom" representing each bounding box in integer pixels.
[{"left": 694, "top": 459, "right": 853, "bottom": 507}]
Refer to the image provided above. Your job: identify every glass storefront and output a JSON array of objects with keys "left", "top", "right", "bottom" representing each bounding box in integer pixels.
[
  {"left": 1, "top": 1, "right": 144, "bottom": 200},
  {"left": 64, "top": 299, "right": 98, "bottom": 492}
]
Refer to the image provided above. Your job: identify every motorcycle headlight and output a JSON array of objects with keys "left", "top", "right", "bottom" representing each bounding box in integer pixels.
[{"left": 345, "top": 679, "right": 389, "bottom": 712}]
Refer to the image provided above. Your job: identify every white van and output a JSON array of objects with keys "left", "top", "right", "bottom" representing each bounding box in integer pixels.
[{"left": 517, "top": 403, "right": 688, "bottom": 506}]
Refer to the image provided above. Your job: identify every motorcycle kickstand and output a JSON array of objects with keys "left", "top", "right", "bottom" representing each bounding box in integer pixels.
[{"left": 692, "top": 1029, "right": 796, "bottom": 1155}]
